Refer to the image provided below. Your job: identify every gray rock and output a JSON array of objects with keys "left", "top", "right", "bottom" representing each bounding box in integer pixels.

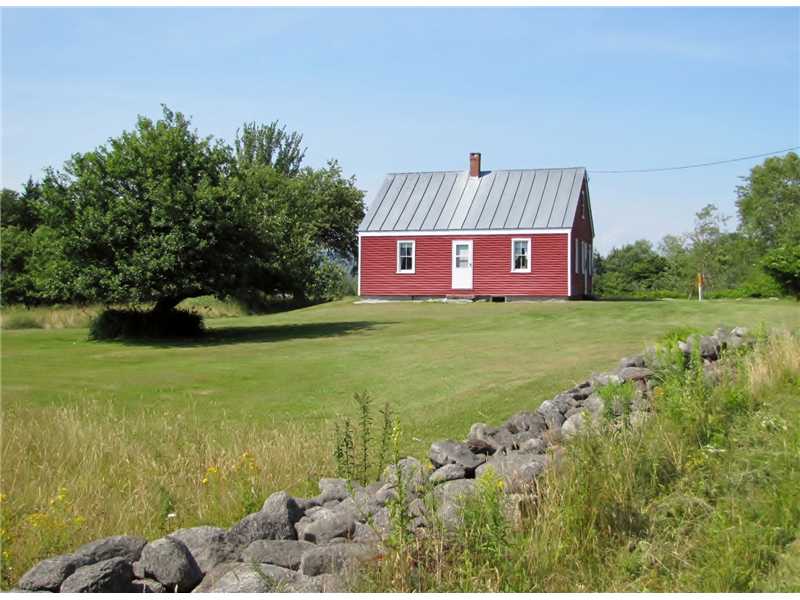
[
  {"left": 60, "top": 557, "right": 134, "bottom": 593},
  {"left": 168, "top": 526, "right": 233, "bottom": 574},
  {"left": 284, "top": 573, "right": 347, "bottom": 592},
  {"left": 466, "top": 423, "right": 501, "bottom": 454},
  {"left": 195, "top": 562, "right": 299, "bottom": 592},
  {"left": 317, "top": 478, "right": 351, "bottom": 504},
  {"left": 191, "top": 562, "right": 238, "bottom": 593},
  {"left": 592, "top": 372, "right": 622, "bottom": 386},
  {"left": 429, "top": 463, "right": 466, "bottom": 484},
  {"left": 374, "top": 482, "right": 398, "bottom": 506},
  {"left": 698, "top": 336, "right": 720, "bottom": 359},
  {"left": 518, "top": 437, "right": 547, "bottom": 454},
  {"left": 351, "top": 521, "right": 381, "bottom": 544},
  {"left": 618, "top": 366, "right": 654, "bottom": 382},
  {"left": 139, "top": 536, "right": 202, "bottom": 592},
  {"left": 73, "top": 535, "right": 147, "bottom": 564},
  {"left": 731, "top": 326, "right": 749, "bottom": 337},
  {"left": 476, "top": 452, "right": 549, "bottom": 492},
  {"left": 561, "top": 412, "right": 585, "bottom": 439},
  {"left": 226, "top": 491, "right": 303, "bottom": 550},
  {"left": 504, "top": 411, "right": 547, "bottom": 435},
  {"left": 584, "top": 392, "right": 604, "bottom": 416},
  {"left": 432, "top": 479, "right": 477, "bottom": 530},
  {"left": 382, "top": 457, "right": 427, "bottom": 491},
  {"left": 240, "top": 539, "right": 316, "bottom": 570},
  {"left": 130, "top": 578, "right": 166, "bottom": 593},
  {"left": 299, "top": 543, "right": 378, "bottom": 577},
  {"left": 18, "top": 554, "right": 91, "bottom": 592},
  {"left": 537, "top": 400, "right": 566, "bottom": 430},
  {"left": 428, "top": 440, "right": 485, "bottom": 473},
  {"left": 619, "top": 355, "right": 645, "bottom": 368},
  {"left": 299, "top": 509, "right": 356, "bottom": 544}
]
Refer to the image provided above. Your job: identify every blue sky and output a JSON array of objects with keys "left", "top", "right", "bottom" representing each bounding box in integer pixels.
[{"left": 2, "top": 7, "right": 798, "bottom": 253}]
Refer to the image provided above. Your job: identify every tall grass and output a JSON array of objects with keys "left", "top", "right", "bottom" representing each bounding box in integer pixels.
[
  {"left": 0, "top": 400, "right": 333, "bottom": 587},
  {"left": 0, "top": 296, "right": 253, "bottom": 331},
  {"left": 359, "top": 330, "right": 800, "bottom": 592}
]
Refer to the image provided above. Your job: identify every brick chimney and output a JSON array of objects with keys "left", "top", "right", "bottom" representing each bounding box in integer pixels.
[{"left": 469, "top": 152, "right": 481, "bottom": 177}]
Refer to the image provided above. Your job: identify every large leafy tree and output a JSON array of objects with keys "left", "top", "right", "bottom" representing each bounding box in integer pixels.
[
  {"left": 39, "top": 107, "right": 255, "bottom": 311},
  {"left": 736, "top": 152, "right": 800, "bottom": 250},
  {"left": 736, "top": 152, "right": 800, "bottom": 298},
  {"left": 593, "top": 240, "right": 668, "bottom": 296}
]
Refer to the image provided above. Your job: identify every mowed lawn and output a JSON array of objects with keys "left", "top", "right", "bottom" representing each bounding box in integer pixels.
[
  {"left": 4, "top": 297, "right": 800, "bottom": 449},
  {"left": 2, "top": 297, "right": 799, "bottom": 585}
]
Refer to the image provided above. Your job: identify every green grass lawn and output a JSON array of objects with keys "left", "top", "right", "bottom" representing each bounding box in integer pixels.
[
  {"left": 3, "top": 297, "right": 799, "bottom": 451},
  {"left": 2, "top": 297, "right": 799, "bottom": 586}
]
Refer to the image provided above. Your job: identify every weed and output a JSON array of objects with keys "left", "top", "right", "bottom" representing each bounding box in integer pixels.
[{"left": 333, "top": 393, "right": 395, "bottom": 485}]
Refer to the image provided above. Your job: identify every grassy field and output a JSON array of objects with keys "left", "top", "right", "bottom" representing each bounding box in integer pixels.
[{"left": 1, "top": 297, "right": 799, "bottom": 585}]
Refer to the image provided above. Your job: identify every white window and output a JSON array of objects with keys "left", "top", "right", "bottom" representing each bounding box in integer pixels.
[
  {"left": 575, "top": 238, "right": 580, "bottom": 274},
  {"left": 588, "top": 243, "right": 593, "bottom": 275},
  {"left": 511, "top": 238, "right": 531, "bottom": 273},
  {"left": 397, "top": 240, "right": 415, "bottom": 274}
]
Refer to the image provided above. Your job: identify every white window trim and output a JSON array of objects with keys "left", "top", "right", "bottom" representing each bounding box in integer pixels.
[
  {"left": 396, "top": 240, "right": 416, "bottom": 274},
  {"left": 511, "top": 237, "right": 532, "bottom": 273},
  {"left": 575, "top": 238, "right": 580, "bottom": 274}
]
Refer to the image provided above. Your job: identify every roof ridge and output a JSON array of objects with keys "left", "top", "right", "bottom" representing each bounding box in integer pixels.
[{"left": 385, "top": 166, "right": 586, "bottom": 176}]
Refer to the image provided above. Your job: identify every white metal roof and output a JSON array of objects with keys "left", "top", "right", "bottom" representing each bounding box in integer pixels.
[{"left": 359, "top": 167, "right": 587, "bottom": 232}]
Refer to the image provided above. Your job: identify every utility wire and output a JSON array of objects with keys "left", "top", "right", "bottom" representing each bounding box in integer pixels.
[{"left": 592, "top": 146, "right": 800, "bottom": 174}]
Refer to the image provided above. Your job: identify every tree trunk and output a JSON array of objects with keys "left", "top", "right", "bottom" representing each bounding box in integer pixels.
[{"left": 152, "top": 296, "right": 185, "bottom": 313}]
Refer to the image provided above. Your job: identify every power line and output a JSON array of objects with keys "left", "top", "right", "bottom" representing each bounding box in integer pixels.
[{"left": 592, "top": 146, "right": 800, "bottom": 174}]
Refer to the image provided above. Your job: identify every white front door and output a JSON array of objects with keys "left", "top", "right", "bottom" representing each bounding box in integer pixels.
[{"left": 451, "top": 240, "right": 473, "bottom": 289}]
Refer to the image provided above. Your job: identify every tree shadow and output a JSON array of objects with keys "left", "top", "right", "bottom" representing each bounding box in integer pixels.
[
  {"left": 106, "top": 320, "right": 391, "bottom": 348},
  {"left": 590, "top": 296, "right": 665, "bottom": 302}
]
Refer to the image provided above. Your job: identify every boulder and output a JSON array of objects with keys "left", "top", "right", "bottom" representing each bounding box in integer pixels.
[
  {"left": 283, "top": 573, "right": 347, "bottom": 593},
  {"left": 619, "top": 355, "right": 645, "bottom": 368},
  {"left": 138, "top": 536, "right": 202, "bottom": 592},
  {"left": 298, "top": 508, "right": 356, "bottom": 544},
  {"left": 583, "top": 392, "right": 604, "bottom": 417},
  {"left": 60, "top": 557, "right": 134, "bottom": 593},
  {"left": 130, "top": 578, "right": 166, "bottom": 593},
  {"left": 504, "top": 411, "right": 547, "bottom": 435},
  {"left": 429, "top": 463, "right": 466, "bottom": 484},
  {"left": 428, "top": 440, "right": 485, "bottom": 473},
  {"left": 193, "top": 562, "right": 299, "bottom": 592},
  {"left": 168, "top": 526, "right": 233, "bottom": 574},
  {"left": 240, "top": 539, "right": 316, "bottom": 570},
  {"left": 382, "top": 457, "right": 427, "bottom": 492},
  {"left": 73, "top": 535, "right": 147, "bottom": 564},
  {"left": 537, "top": 400, "right": 565, "bottom": 430},
  {"left": 476, "top": 453, "right": 549, "bottom": 492},
  {"left": 617, "top": 366, "right": 654, "bottom": 382},
  {"left": 373, "top": 482, "right": 398, "bottom": 506},
  {"left": 432, "top": 479, "right": 477, "bottom": 530},
  {"left": 561, "top": 412, "right": 585, "bottom": 439},
  {"left": 317, "top": 478, "right": 351, "bottom": 504},
  {"left": 591, "top": 372, "right": 622, "bottom": 387},
  {"left": 17, "top": 554, "right": 91, "bottom": 592},
  {"left": 466, "top": 423, "right": 501, "bottom": 454},
  {"left": 518, "top": 437, "right": 547, "bottom": 454},
  {"left": 226, "top": 491, "right": 303, "bottom": 550},
  {"left": 299, "top": 543, "right": 379, "bottom": 577}
]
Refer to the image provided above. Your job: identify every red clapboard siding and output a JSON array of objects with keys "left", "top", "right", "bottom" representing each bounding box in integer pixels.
[
  {"left": 570, "top": 185, "right": 594, "bottom": 297},
  {"left": 359, "top": 233, "right": 568, "bottom": 297}
]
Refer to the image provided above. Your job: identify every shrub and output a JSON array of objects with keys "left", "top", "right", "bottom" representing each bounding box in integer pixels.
[{"left": 89, "top": 308, "right": 204, "bottom": 340}]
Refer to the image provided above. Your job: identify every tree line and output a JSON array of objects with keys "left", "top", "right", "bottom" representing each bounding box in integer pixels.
[
  {"left": 1, "top": 107, "right": 365, "bottom": 312},
  {"left": 593, "top": 152, "right": 800, "bottom": 299}
]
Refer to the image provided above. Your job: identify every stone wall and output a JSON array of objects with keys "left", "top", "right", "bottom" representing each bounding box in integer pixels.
[{"left": 14, "top": 327, "right": 751, "bottom": 593}]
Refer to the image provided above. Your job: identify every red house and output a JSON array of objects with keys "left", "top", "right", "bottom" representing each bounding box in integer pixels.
[{"left": 358, "top": 153, "right": 595, "bottom": 300}]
